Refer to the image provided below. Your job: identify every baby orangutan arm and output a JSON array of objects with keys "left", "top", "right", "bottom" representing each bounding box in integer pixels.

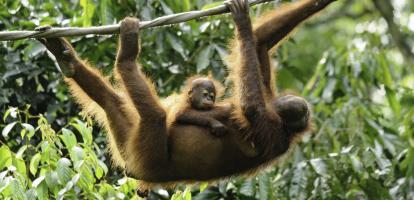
[{"left": 175, "top": 105, "right": 232, "bottom": 136}]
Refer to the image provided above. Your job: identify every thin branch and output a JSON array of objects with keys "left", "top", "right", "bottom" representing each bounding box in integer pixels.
[
  {"left": 372, "top": 0, "right": 414, "bottom": 64},
  {"left": 0, "top": 0, "right": 272, "bottom": 41}
]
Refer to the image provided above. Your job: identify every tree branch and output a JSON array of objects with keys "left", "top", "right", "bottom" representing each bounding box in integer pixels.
[
  {"left": 0, "top": 0, "right": 272, "bottom": 41},
  {"left": 373, "top": 0, "right": 414, "bottom": 64}
]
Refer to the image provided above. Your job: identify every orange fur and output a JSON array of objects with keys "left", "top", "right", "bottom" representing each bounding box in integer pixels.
[{"left": 39, "top": 0, "right": 336, "bottom": 190}]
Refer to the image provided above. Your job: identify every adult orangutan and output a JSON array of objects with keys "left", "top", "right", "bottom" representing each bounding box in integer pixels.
[{"left": 38, "top": 0, "right": 336, "bottom": 186}]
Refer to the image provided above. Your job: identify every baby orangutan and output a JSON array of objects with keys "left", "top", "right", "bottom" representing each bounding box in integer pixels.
[{"left": 174, "top": 77, "right": 232, "bottom": 136}]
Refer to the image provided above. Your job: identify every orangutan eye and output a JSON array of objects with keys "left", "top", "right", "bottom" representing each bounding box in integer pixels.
[{"left": 203, "top": 90, "right": 209, "bottom": 97}]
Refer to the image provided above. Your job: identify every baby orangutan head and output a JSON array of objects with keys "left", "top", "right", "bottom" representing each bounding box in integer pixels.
[{"left": 187, "top": 77, "right": 217, "bottom": 110}]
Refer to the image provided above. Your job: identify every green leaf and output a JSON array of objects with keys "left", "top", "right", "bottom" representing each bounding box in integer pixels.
[
  {"left": 12, "top": 157, "right": 27, "bottom": 175},
  {"left": 361, "top": 179, "right": 392, "bottom": 200},
  {"left": 193, "top": 189, "right": 221, "bottom": 200},
  {"left": 10, "top": 179, "right": 26, "bottom": 200},
  {"left": 3, "top": 107, "right": 17, "bottom": 121},
  {"left": 259, "top": 174, "right": 272, "bottom": 200},
  {"left": 15, "top": 146, "right": 27, "bottom": 159},
  {"left": 57, "top": 158, "right": 73, "bottom": 184},
  {"left": 196, "top": 45, "right": 212, "bottom": 73},
  {"left": 171, "top": 191, "right": 183, "bottom": 200},
  {"left": 289, "top": 162, "right": 308, "bottom": 200},
  {"left": 25, "top": 189, "right": 37, "bottom": 200},
  {"left": 97, "top": 160, "right": 108, "bottom": 179},
  {"left": 2, "top": 122, "right": 17, "bottom": 138},
  {"left": 310, "top": 158, "right": 328, "bottom": 176},
  {"left": 239, "top": 179, "right": 255, "bottom": 196},
  {"left": 29, "top": 153, "right": 41, "bottom": 176},
  {"left": 183, "top": 187, "right": 192, "bottom": 200},
  {"left": 60, "top": 128, "right": 77, "bottom": 150},
  {"left": 71, "top": 120, "right": 92, "bottom": 145},
  {"left": 182, "top": 0, "right": 191, "bottom": 11},
  {"left": 202, "top": 1, "right": 223, "bottom": 10},
  {"left": 35, "top": 180, "right": 48, "bottom": 200},
  {"left": 70, "top": 146, "right": 84, "bottom": 162},
  {"left": 167, "top": 33, "right": 187, "bottom": 59},
  {"left": 99, "top": 0, "right": 113, "bottom": 25},
  {"left": 0, "top": 146, "right": 12, "bottom": 170},
  {"left": 80, "top": 0, "right": 96, "bottom": 27},
  {"left": 199, "top": 182, "right": 208, "bottom": 192},
  {"left": 21, "top": 123, "right": 35, "bottom": 139},
  {"left": 377, "top": 54, "right": 400, "bottom": 116},
  {"left": 32, "top": 176, "right": 45, "bottom": 188},
  {"left": 45, "top": 171, "right": 59, "bottom": 189}
]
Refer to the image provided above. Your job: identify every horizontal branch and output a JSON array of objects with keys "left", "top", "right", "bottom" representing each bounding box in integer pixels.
[{"left": 0, "top": 0, "right": 272, "bottom": 41}]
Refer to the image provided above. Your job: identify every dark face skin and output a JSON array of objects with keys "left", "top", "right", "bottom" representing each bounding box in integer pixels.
[
  {"left": 188, "top": 78, "right": 216, "bottom": 110},
  {"left": 272, "top": 95, "right": 310, "bottom": 132}
]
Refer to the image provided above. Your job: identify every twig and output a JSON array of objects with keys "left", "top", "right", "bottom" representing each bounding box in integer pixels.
[
  {"left": 372, "top": 0, "right": 414, "bottom": 65},
  {"left": 0, "top": 0, "right": 272, "bottom": 41}
]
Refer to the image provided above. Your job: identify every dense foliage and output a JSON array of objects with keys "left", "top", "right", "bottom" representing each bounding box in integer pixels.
[{"left": 1, "top": 0, "right": 414, "bottom": 199}]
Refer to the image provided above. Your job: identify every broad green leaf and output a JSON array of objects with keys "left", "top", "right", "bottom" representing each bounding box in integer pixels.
[
  {"left": 32, "top": 176, "right": 45, "bottom": 188},
  {"left": 35, "top": 181, "right": 48, "bottom": 200},
  {"left": 196, "top": 45, "right": 212, "bottom": 73},
  {"left": 199, "top": 182, "right": 208, "bottom": 192},
  {"left": 202, "top": 1, "right": 222, "bottom": 10},
  {"left": 3, "top": 107, "right": 17, "bottom": 121},
  {"left": 183, "top": 187, "right": 192, "bottom": 200},
  {"left": 70, "top": 146, "right": 84, "bottom": 162},
  {"left": 99, "top": 0, "right": 113, "bottom": 25},
  {"left": 78, "top": 164, "right": 95, "bottom": 191},
  {"left": 15, "top": 146, "right": 27, "bottom": 159},
  {"left": 71, "top": 120, "right": 92, "bottom": 145},
  {"left": 0, "top": 146, "right": 12, "bottom": 170},
  {"left": 7, "top": 1, "right": 21, "bottom": 14},
  {"left": 258, "top": 174, "right": 272, "bottom": 200},
  {"left": 97, "top": 160, "right": 108, "bottom": 179},
  {"left": 10, "top": 179, "right": 26, "bottom": 200},
  {"left": 57, "top": 158, "right": 72, "bottom": 184},
  {"left": 182, "top": 0, "right": 191, "bottom": 11},
  {"left": 193, "top": 189, "right": 221, "bottom": 200},
  {"left": 21, "top": 123, "right": 35, "bottom": 139},
  {"left": 0, "top": 175, "right": 11, "bottom": 193},
  {"left": 60, "top": 128, "right": 77, "bottom": 150},
  {"left": 80, "top": 0, "right": 96, "bottom": 27},
  {"left": 289, "top": 162, "right": 308, "bottom": 200},
  {"left": 377, "top": 54, "right": 400, "bottom": 116},
  {"left": 12, "top": 157, "right": 27, "bottom": 175},
  {"left": 239, "top": 179, "right": 255, "bottom": 196},
  {"left": 310, "top": 158, "right": 328, "bottom": 176},
  {"left": 167, "top": 33, "right": 187, "bottom": 59},
  {"left": 349, "top": 154, "right": 363, "bottom": 173},
  {"left": 45, "top": 171, "right": 59, "bottom": 189},
  {"left": 25, "top": 189, "right": 37, "bottom": 200},
  {"left": 361, "top": 179, "right": 392, "bottom": 200},
  {"left": 171, "top": 191, "right": 183, "bottom": 200},
  {"left": 2, "top": 122, "right": 17, "bottom": 138}
]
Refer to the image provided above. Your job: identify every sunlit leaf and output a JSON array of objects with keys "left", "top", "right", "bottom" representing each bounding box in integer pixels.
[
  {"left": 239, "top": 179, "right": 255, "bottom": 196},
  {"left": 258, "top": 174, "right": 272, "bottom": 200},
  {"left": 0, "top": 146, "right": 12, "bottom": 170},
  {"left": 202, "top": 1, "right": 222, "bottom": 10},
  {"left": 310, "top": 158, "right": 328, "bottom": 176},
  {"left": 60, "top": 128, "right": 77, "bottom": 150},
  {"left": 12, "top": 157, "right": 26, "bottom": 176},
  {"left": 196, "top": 45, "right": 212, "bottom": 73},
  {"left": 2, "top": 122, "right": 17, "bottom": 138}
]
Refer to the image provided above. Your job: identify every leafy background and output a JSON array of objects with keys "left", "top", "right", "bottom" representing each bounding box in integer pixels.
[{"left": 0, "top": 0, "right": 414, "bottom": 199}]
